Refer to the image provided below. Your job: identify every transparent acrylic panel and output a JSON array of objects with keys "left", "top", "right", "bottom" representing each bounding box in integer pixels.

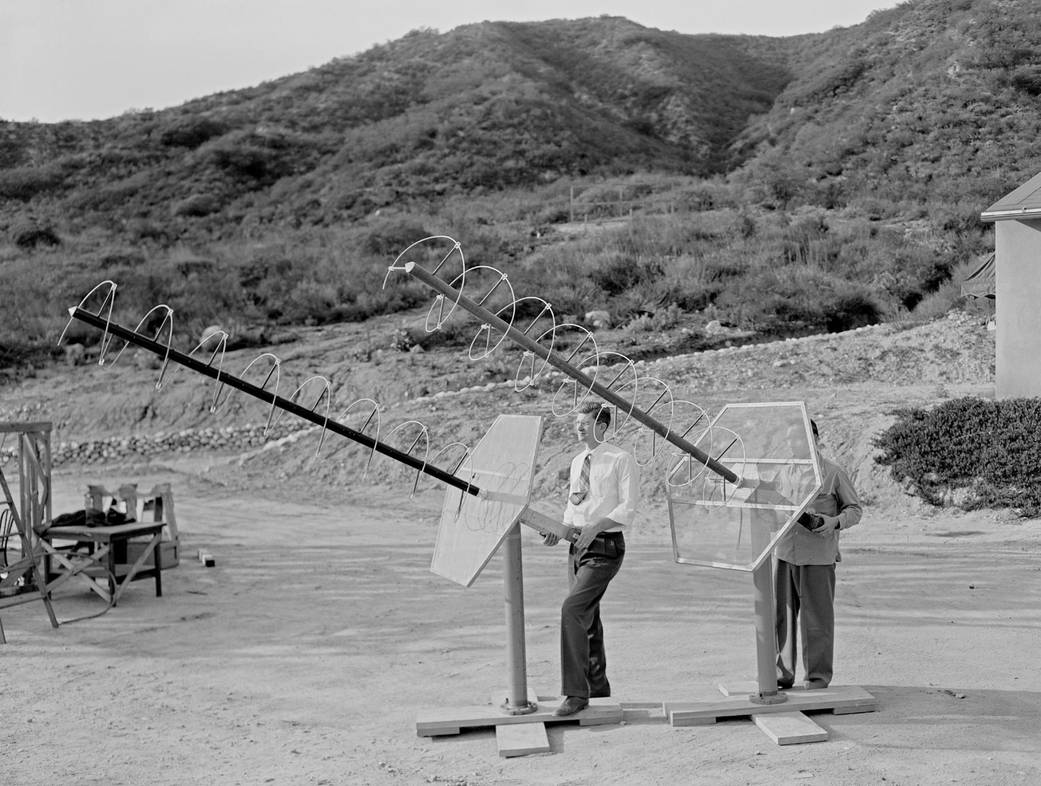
[
  {"left": 667, "top": 402, "right": 821, "bottom": 572},
  {"left": 431, "top": 414, "right": 542, "bottom": 587}
]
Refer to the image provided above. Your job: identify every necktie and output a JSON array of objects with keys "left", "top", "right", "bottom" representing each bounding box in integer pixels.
[{"left": 570, "top": 453, "right": 591, "bottom": 505}]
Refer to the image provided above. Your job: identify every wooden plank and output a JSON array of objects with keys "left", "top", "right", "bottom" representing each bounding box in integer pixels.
[
  {"left": 417, "top": 700, "right": 622, "bottom": 737},
  {"left": 831, "top": 701, "right": 877, "bottom": 716},
  {"left": 718, "top": 680, "right": 813, "bottom": 702},
  {"left": 717, "top": 680, "right": 758, "bottom": 697},
  {"left": 421, "top": 723, "right": 460, "bottom": 736},
  {"left": 667, "top": 685, "right": 876, "bottom": 727},
  {"left": 46, "top": 522, "right": 165, "bottom": 539},
  {"left": 496, "top": 722, "right": 550, "bottom": 757},
  {"left": 659, "top": 688, "right": 731, "bottom": 723},
  {"left": 0, "top": 422, "right": 52, "bottom": 434},
  {"left": 518, "top": 507, "right": 576, "bottom": 542},
  {"left": 576, "top": 699, "right": 624, "bottom": 727},
  {"left": 673, "top": 714, "right": 718, "bottom": 726},
  {"left": 753, "top": 712, "right": 828, "bottom": 745}
]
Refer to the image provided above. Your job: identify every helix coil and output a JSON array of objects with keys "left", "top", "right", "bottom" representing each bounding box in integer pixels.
[
  {"left": 58, "top": 280, "right": 478, "bottom": 502},
  {"left": 384, "top": 236, "right": 746, "bottom": 488}
]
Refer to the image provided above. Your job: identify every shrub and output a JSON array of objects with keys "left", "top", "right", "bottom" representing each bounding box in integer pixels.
[
  {"left": 414, "top": 314, "right": 475, "bottom": 350},
  {"left": 874, "top": 397, "right": 1041, "bottom": 515},
  {"left": 173, "top": 194, "right": 221, "bottom": 217},
  {"left": 126, "top": 218, "right": 170, "bottom": 243},
  {"left": 12, "top": 223, "right": 61, "bottom": 249},
  {"left": 159, "top": 116, "right": 228, "bottom": 148},
  {"left": 280, "top": 279, "right": 340, "bottom": 325},
  {"left": 588, "top": 252, "right": 662, "bottom": 296},
  {"left": 1010, "top": 65, "right": 1041, "bottom": 96},
  {"left": 0, "top": 163, "right": 66, "bottom": 201},
  {"left": 822, "top": 292, "right": 881, "bottom": 332},
  {"left": 209, "top": 144, "right": 286, "bottom": 181},
  {"left": 622, "top": 303, "right": 684, "bottom": 333},
  {"left": 197, "top": 129, "right": 308, "bottom": 186},
  {"left": 361, "top": 218, "right": 432, "bottom": 256},
  {"left": 99, "top": 250, "right": 147, "bottom": 268},
  {"left": 388, "top": 327, "right": 412, "bottom": 351}
]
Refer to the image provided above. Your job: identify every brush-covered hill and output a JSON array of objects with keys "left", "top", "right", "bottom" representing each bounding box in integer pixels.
[
  {"left": 8, "top": 1, "right": 1041, "bottom": 238},
  {"left": 4, "top": 0, "right": 1040, "bottom": 236},
  {"left": 733, "top": 0, "right": 1041, "bottom": 219},
  {"left": 0, "top": 17, "right": 794, "bottom": 234},
  {"left": 0, "top": 0, "right": 1031, "bottom": 369}
]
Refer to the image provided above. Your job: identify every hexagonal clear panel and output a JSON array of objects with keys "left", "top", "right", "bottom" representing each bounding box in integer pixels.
[{"left": 667, "top": 401, "right": 821, "bottom": 572}]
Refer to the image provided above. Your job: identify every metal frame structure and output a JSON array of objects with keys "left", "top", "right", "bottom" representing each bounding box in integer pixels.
[{"left": 0, "top": 422, "right": 60, "bottom": 642}]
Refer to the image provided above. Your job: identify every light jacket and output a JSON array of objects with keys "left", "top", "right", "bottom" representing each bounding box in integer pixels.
[{"left": 775, "top": 455, "right": 862, "bottom": 565}]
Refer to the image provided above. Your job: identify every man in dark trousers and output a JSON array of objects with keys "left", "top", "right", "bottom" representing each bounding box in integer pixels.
[
  {"left": 775, "top": 419, "right": 862, "bottom": 690},
  {"left": 543, "top": 400, "right": 639, "bottom": 716}
]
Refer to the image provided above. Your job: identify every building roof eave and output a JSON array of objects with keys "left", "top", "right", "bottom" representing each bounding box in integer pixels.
[
  {"left": 982, "top": 170, "right": 1041, "bottom": 221},
  {"left": 980, "top": 207, "right": 1041, "bottom": 222}
]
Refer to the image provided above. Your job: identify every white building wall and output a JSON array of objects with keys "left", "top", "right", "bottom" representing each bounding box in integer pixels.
[{"left": 995, "top": 218, "right": 1041, "bottom": 398}]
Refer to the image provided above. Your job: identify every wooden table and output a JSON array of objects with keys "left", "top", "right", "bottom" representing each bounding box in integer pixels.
[{"left": 44, "top": 522, "right": 165, "bottom": 606}]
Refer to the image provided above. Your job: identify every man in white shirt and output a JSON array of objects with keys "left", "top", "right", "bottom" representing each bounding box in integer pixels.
[{"left": 543, "top": 400, "right": 639, "bottom": 716}]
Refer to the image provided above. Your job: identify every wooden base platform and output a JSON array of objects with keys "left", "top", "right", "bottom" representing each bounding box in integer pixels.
[
  {"left": 664, "top": 683, "right": 876, "bottom": 745},
  {"left": 416, "top": 695, "right": 622, "bottom": 758},
  {"left": 753, "top": 711, "right": 829, "bottom": 745}
]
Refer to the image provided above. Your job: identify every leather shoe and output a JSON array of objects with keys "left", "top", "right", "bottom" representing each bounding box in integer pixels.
[
  {"left": 777, "top": 680, "right": 794, "bottom": 690},
  {"left": 553, "top": 696, "right": 589, "bottom": 717}
]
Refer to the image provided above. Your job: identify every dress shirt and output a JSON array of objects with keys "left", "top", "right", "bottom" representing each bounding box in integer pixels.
[{"left": 562, "top": 441, "right": 639, "bottom": 532}]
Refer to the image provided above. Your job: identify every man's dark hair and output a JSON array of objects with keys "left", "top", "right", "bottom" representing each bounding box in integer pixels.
[{"left": 577, "top": 400, "right": 611, "bottom": 428}]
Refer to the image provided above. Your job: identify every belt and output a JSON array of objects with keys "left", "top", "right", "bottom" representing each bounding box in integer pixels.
[{"left": 572, "top": 530, "right": 625, "bottom": 558}]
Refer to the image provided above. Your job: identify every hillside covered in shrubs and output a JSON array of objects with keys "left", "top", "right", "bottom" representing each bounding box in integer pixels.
[{"left": 0, "top": 0, "right": 1034, "bottom": 368}]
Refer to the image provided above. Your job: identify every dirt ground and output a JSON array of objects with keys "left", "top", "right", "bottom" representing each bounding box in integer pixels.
[
  {"left": 3, "top": 464, "right": 1040, "bottom": 786},
  {"left": 3, "top": 309, "right": 1040, "bottom": 785}
]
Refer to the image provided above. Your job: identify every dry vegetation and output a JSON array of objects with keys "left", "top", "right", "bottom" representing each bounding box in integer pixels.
[{"left": 1, "top": 0, "right": 1037, "bottom": 370}]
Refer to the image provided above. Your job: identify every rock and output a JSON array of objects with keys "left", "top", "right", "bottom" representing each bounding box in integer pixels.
[
  {"left": 200, "top": 324, "right": 226, "bottom": 343},
  {"left": 62, "top": 343, "right": 85, "bottom": 366}
]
